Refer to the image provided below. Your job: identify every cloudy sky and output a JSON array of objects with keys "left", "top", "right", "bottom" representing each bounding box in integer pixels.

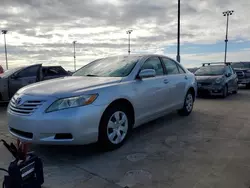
[{"left": 0, "top": 0, "right": 250, "bottom": 71}]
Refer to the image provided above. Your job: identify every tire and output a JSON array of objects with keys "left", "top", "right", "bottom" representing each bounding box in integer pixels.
[
  {"left": 98, "top": 105, "right": 132, "bottom": 151},
  {"left": 222, "top": 85, "right": 228, "bottom": 98},
  {"left": 178, "top": 91, "right": 194, "bottom": 116},
  {"left": 232, "top": 85, "right": 238, "bottom": 94},
  {"left": 246, "top": 83, "right": 250, "bottom": 89}
]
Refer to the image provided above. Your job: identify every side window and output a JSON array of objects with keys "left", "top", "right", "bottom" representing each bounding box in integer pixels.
[
  {"left": 141, "top": 57, "right": 164, "bottom": 76},
  {"left": 177, "top": 64, "right": 186, "bottom": 74},
  {"left": 162, "top": 58, "right": 179, "bottom": 75},
  {"left": 18, "top": 66, "right": 39, "bottom": 78}
]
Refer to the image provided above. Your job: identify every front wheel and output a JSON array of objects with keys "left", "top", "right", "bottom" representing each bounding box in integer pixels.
[
  {"left": 98, "top": 105, "right": 132, "bottom": 151},
  {"left": 178, "top": 91, "right": 194, "bottom": 116},
  {"left": 222, "top": 85, "right": 228, "bottom": 98},
  {"left": 232, "top": 85, "right": 238, "bottom": 94}
]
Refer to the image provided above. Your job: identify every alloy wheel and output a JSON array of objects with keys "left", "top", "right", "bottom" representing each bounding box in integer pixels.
[
  {"left": 107, "top": 111, "right": 129, "bottom": 144},
  {"left": 185, "top": 93, "right": 193, "bottom": 112}
]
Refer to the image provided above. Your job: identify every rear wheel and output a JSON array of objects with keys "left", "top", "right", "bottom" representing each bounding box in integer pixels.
[
  {"left": 98, "top": 105, "right": 132, "bottom": 151},
  {"left": 178, "top": 91, "right": 194, "bottom": 116}
]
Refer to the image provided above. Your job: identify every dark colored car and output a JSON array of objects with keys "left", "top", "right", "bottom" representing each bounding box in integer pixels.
[
  {"left": 188, "top": 68, "right": 199, "bottom": 73},
  {"left": 195, "top": 63, "right": 238, "bottom": 98},
  {"left": 0, "top": 64, "right": 69, "bottom": 102},
  {"left": 231, "top": 62, "right": 250, "bottom": 88}
]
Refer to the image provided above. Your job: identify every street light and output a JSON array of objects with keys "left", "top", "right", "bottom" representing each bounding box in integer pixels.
[
  {"left": 1, "top": 30, "right": 8, "bottom": 70},
  {"left": 176, "top": 0, "right": 181, "bottom": 63},
  {"left": 126, "top": 30, "right": 133, "bottom": 54},
  {"left": 73, "top": 41, "right": 77, "bottom": 71},
  {"left": 222, "top": 10, "right": 234, "bottom": 63}
]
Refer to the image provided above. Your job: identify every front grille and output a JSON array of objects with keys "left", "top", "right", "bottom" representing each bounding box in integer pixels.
[
  {"left": 236, "top": 71, "right": 244, "bottom": 78},
  {"left": 10, "top": 128, "right": 33, "bottom": 139},
  {"left": 9, "top": 97, "right": 44, "bottom": 115}
]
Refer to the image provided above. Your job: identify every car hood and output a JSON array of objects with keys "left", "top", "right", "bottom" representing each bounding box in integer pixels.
[
  {"left": 195, "top": 75, "right": 223, "bottom": 82},
  {"left": 18, "top": 76, "right": 122, "bottom": 98}
]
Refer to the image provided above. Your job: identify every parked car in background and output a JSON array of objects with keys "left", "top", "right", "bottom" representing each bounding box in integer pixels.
[
  {"left": 67, "top": 70, "right": 74, "bottom": 75},
  {"left": 231, "top": 62, "right": 250, "bottom": 88},
  {"left": 188, "top": 68, "right": 199, "bottom": 73},
  {"left": 0, "top": 64, "right": 69, "bottom": 102},
  {"left": 0, "top": 65, "right": 4, "bottom": 74},
  {"left": 195, "top": 63, "right": 238, "bottom": 97},
  {"left": 8, "top": 54, "right": 197, "bottom": 150}
]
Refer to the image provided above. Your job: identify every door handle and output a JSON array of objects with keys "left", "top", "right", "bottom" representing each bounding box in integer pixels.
[{"left": 163, "top": 79, "right": 169, "bottom": 84}]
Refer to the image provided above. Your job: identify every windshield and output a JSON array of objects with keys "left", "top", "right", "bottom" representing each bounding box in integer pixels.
[
  {"left": 0, "top": 67, "right": 23, "bottom": 78},
  {"left": 195, "top": 65, "right": 225, "bottom": 76},
  {"left": 73, "top": 56, "right": 140, "bottom": 77}
]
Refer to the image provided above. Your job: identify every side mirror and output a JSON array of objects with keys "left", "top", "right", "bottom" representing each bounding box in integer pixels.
[
  {"left": 225, "top": 72, "right": 232, "bottom": 77},
  {"left": 138, "top": 69, "right": 156, "bottom": 79}
]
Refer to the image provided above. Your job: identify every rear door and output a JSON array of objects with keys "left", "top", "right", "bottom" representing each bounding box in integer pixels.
[
  {"left": 9, "top": 65, "right": 41, "bottom": 98},
  {"left": 161, "top": 57, "right": 188, "bottom": 108}
]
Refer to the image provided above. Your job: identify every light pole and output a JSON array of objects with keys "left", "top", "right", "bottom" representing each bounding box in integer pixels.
[
  {"left": 176, "top": 0, "right": 181, "bottom": 63},
  {"left": 223, "top": 10, "right": 234, "bottom": 63},
  {"left": 73, "top": 41, "right": 76, "bottom": 71},
  {"left": 126, "top": 30, "right": 133, "bottom": 54},
  {"left": 1, "top": 30, "right": 8, "bottom": 70}
]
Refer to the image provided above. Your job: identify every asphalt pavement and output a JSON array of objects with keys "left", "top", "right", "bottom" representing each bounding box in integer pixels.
[{"left": 0, "top": 89, "right": 250, "bottom": 188}]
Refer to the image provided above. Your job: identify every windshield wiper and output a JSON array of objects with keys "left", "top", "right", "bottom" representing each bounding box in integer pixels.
[{"left": 86, "top": 74, "right": 98, "bottom": 77}]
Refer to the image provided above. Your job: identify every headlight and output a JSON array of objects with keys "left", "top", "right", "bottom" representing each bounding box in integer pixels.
[
  {"left": 246, "top": 70, "right": 250, "bottom": 73},
  {"left": 46, "top": 94, "right": 98, "bottom": 113},
  {"left": 215, "top": 78, "right": 223, "bottom": 84}
]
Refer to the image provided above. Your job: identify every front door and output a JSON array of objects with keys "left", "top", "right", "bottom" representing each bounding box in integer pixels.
[
  {"left": 132, "top": 56, "right": 170, "bottom": 124},
  {"left": 9, "top": 65, "right": 41, "bottom": 98}
]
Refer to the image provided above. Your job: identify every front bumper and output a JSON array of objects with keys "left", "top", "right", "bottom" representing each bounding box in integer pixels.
[
  {"left": 197, "top": 85, "right": 223, "bottom": 96},
  {"left": 7, "top": 94, "right": 107, "bottom": 145}
]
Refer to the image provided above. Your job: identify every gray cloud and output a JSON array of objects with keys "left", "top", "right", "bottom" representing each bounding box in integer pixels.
[{"left": 0, "top": 0, "right": 250, "bottom": 70}]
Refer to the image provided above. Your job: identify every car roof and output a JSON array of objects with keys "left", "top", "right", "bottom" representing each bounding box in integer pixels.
[
  {"left": 102, "top": 54, "right": 175, "bottom": 59},
  {"left": 42, "top": 66, "right": 63, "bottom": 68}
]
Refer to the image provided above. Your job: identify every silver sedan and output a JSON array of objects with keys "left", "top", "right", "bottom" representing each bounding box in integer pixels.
[{"left": 8, "top": 54, "right": 197, "bottom": 150}]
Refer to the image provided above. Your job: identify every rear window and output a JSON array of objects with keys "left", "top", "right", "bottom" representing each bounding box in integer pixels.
[
  {"left": 232, "top": 62, "right": 250, "bottom": 69},
  {"left": 232, "top": 63, "right": 245, "bottom": 69},
  {"left": 43, "top": 67, "right": 67, "bottom": 76}
]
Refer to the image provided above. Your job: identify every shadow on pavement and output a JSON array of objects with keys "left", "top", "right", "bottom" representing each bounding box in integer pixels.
[{"left": 31, "top": 112, "right": 182, "bottom": 163}]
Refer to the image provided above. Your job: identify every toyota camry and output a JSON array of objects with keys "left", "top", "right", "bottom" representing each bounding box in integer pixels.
[{"left": 8, "top": 54, "right": 197, "bottom": 150}]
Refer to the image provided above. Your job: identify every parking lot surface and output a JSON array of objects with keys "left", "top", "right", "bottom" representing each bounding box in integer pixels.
[{"left": 1, "top": 89, "right": 250, "bottom": 188}]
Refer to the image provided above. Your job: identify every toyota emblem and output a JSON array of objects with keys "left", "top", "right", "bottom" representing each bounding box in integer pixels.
[{"left": 15, "top": 97, "right": 22, "bottom": 106}]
